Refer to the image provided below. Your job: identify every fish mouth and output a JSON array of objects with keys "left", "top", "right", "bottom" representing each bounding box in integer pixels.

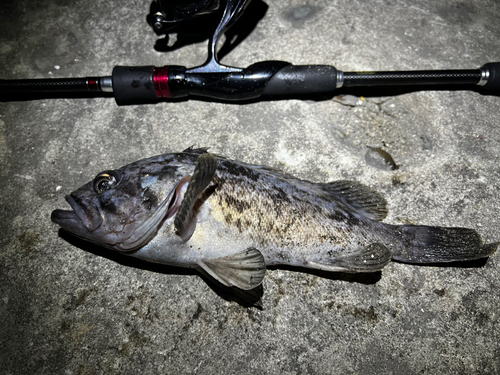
[{"left": 51, "top": 195, "right": 103, "bottom": 233}]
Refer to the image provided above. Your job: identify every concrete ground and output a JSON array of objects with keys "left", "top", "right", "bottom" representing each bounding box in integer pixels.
[{"left": 1, "top": 0, "right": 499, "bottom": 374}]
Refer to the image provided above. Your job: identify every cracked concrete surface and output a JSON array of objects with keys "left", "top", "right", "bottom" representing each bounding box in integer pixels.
[{"left": 1, "top": 0, "right": 499, "bottom": 374}]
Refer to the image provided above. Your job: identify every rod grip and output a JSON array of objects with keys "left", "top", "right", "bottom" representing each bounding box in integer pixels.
[
  {"left": 481, "top": 63, "right": 500, "bottom": 90},
  {"left": 112, "top": 66, "right": 158, "bottom": 105},
  {"left": 262, "top": 65, "right": 337, "bottom": 96},
  {"left": 185, "top": 62, "right": 338, "bottom": 100}
]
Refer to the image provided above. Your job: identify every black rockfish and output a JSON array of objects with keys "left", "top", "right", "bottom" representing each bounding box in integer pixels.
[{"left": 51, "top": 148, "right": 497, "bottom": 294}]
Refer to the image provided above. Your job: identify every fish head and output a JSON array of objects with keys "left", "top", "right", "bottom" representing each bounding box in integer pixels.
[{"left": 51, "top": 155, "right": 193, "bottom": 252}]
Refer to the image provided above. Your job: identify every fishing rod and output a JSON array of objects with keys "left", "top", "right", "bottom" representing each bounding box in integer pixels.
[{"left": 1, "top": 0, "right": 499, "bottom": 106}]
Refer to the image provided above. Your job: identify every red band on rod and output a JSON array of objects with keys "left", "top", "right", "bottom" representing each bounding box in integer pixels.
[
  {"left": 153, "top": 66, "right": 171, "bottom": 98},
  {"left": 87, "top": 78, "right": 99, "bottom": 91}
]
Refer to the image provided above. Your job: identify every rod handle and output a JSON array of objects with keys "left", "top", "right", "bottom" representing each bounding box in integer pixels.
[
  {"left": 112, "top": 66, "right": 157, "bottom": 105},
  {"left": 262, "top": 65, "right": 338, "bottom": 96}
]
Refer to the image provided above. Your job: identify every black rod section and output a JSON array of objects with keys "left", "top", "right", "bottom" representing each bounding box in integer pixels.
[
  {"left": 0, "top": 78, "right": 106, "bottom": 93},
  {"left": 342, "top": 69, "right": 481, "bottom": 87}
]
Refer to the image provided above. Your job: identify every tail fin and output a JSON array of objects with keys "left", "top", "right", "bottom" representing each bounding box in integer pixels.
[{"left": 392, "top": 225, "right": 498, "bottom": 263}]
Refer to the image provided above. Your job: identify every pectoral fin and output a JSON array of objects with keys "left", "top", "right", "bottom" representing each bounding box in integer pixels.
[
  {"left": 174, "top": 153, "right": 218, "bottom": 241},
  {"left": 307, "top": 243, "right": 391, "bottom": 273},
  {"left": 197, "top": 248, "right": 267, "bottom": 290}
]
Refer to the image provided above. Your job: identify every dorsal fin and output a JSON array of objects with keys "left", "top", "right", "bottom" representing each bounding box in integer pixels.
[
  {"left": 318, "top": 180, "right": 388, "bottom": 221},
  {"left": 181, "top": 146, "right": 209, "bottom": 154}
]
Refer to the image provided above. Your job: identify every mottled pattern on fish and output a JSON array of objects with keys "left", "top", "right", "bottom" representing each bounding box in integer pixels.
[
  {"left": 51, "top": 148, "right": 498, "bottom": 296},
  {"left": 210, "top": 160, "right": 392, "bottom": 263}
]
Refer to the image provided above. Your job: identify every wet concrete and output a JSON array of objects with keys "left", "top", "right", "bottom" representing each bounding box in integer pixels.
[{"left": 1, "top": 0, "right": 499, "bottom": 374}]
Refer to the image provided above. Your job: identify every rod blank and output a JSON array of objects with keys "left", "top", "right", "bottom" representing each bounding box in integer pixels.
[{"left": 1, "top": 62, "right": 499, "bottom": 106}]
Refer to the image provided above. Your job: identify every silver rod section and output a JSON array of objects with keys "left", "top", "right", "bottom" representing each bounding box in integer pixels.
[
  {"left": 478, "top": 65, "right": 490, "bottom": 86},
  {"left": 336, "top": 70, "right": 344, "bottom": 88},
  {"left": 100, "top": 76, "right": 113, "bottom": 92}
]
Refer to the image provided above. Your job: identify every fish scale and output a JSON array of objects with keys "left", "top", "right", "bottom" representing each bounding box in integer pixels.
[{"left": 210, "top": 167, "right": 378, "bottom": 253}]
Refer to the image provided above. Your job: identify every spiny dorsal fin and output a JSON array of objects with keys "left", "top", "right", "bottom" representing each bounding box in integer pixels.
[
  {"left": 181, "top": 146, "right": 209, "bottom": 154},
  {"left": 198, "top": 248, "right": 266, "bottom": 290},
  {"left": 174, "top": 153, "right": 218, "bottom": 241},
  {"left": 319, "top": 180, "right": 388, "bottom": 221}
]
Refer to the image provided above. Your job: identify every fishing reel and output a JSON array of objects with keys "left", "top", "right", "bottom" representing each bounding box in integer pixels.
[
  {"left": 147, "top": 0, "right": 252, "bottom": 71},
  {"left": 148, "top": 0, "right": 222, "bottom": 34}
]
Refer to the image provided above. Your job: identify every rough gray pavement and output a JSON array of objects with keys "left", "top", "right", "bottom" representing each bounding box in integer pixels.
[{"left": 1, "top": 0, "right": 499, "bottom": 374}]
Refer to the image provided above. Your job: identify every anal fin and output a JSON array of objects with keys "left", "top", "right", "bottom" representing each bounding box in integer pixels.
[
  {"left": 198, "top": 248, "right": 267, "bottom": 290},
  {"left": 308, "top": 244, "right": 391, "bottom": 273}
]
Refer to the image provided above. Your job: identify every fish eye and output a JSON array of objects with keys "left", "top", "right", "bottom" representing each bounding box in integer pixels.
[{"left": 93, "top": 170, "right": 120, "bottom": 194}]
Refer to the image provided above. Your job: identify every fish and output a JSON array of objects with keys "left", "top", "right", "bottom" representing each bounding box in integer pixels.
[{"left": 51, "top": 147, "right": 498, "bottom": 303}]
